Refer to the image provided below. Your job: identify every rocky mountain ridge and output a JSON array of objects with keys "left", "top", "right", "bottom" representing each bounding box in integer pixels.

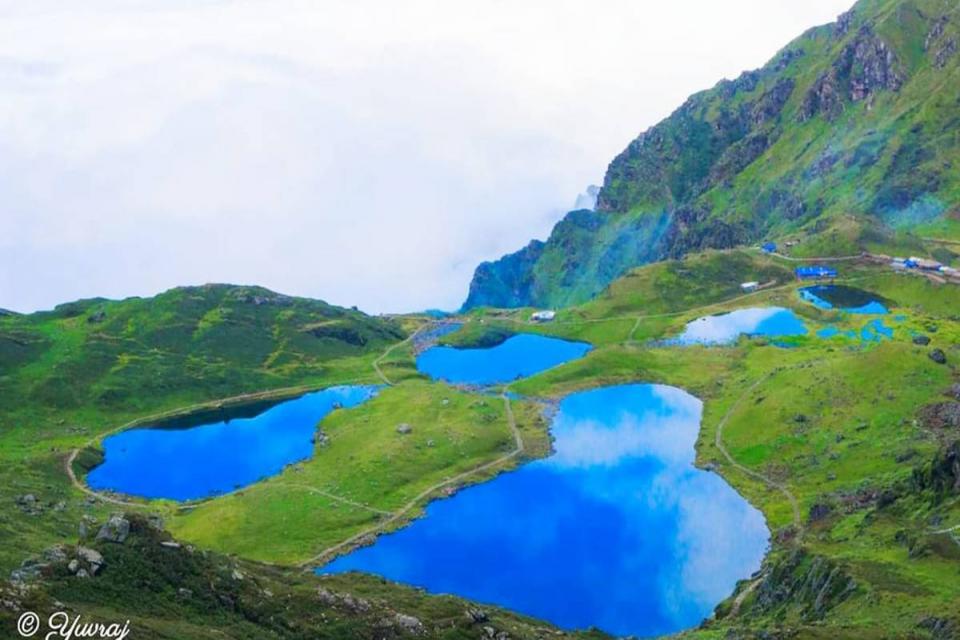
[{"left": 464, "top": 0, "right": 960, "bottom": 310}]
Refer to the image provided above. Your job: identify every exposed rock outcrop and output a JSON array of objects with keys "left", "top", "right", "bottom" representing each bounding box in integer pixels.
[
  {"left": 96, "top": 514, "right": 131, "bottom": 543},
  {"left": 800, "top": 28, "right": 903, "bottom": 122}
]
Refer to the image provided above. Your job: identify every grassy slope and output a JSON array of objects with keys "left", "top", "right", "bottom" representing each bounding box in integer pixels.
[
  {"left": 0, "top": 285, "right": 591, "bottom": 639},
  {"left": 168, "top": 381, "right": 549, "bottom": 564},
  {"left": 0, "top": 284, "right": 408, "bottom": 571},
  {"left": 2, "top": 255, "right": 959, "bottom": 638},
  {"left": 483, "top": 255, "right": 960, "bottom": 638}
]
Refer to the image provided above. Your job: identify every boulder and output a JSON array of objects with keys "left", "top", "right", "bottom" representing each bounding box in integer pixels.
[
  {"left": 913, "top": 334, "right": 931, "bottom": 345},
  {"left": 96, "top": 514, "right": 130, "bottom": 543},
  {"left": 396, "top": 423, "right": 413, "bottom": 435},
  {"left": 929, "top": 349, "right": 947, "bottom": 365},
  {"left": 465, "top": 608, "right": 489, "bottom": 624},
  {"left": 77, "top": 546, "right": 104, "bottom": 574},
  {"left": 393, "top": 613, "right": 424, "bottom": 635}
]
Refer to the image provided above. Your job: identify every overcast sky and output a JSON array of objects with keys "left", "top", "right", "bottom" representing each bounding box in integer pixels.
[{"left": 0, "top": 0, "right": 853, "bottom": 314}]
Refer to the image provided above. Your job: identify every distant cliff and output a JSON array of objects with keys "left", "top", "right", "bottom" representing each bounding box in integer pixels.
[{"left": 464, "top": 0, "right": 960, "bottom": 310}]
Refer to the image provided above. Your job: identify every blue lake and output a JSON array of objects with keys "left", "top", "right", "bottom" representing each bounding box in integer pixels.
[
  {"left": 318, "top": 384, "right": 769, "bottom": 637},
  {"left": 670, "top": 307, "right": 808, "bottom": 345},
  {"left": 87, "top": 385, "right": 378, "bottom": 501},
  {"left": 416, "top": 333, "right": 592, "bottom": 385},
  {"left": 799, "top": 285, "right": 888, "bottom": 314}
]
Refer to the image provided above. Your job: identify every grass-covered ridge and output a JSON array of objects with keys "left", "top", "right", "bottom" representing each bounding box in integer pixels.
[
  {"left": 1, "top": 253, "right": 958, "bottom": 638},
  {"left": 464, "top": 0, "right": 960, "bottom": 310}
]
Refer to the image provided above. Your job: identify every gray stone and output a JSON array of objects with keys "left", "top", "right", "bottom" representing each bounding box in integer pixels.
[
  {"left": 77, "top": 546, "right": 104, "bottom": 574},
  {"left": 393, "top": 613, "right": 424, "bottom": 635},
  {"left": 465, "top": 608, "right": 488, "bottom": 624},
  {"left": 396, "top": 423, "right": 413, "bottom": 435},
  {"left": 929, "top": 349, "right": 947, "bottom": 365},
  {"left": 913, "top": 334, "right": 931, "bottom": 346},
  {"left": 67, "top": 559, "right": 79, "bottom": 574},
  {"left": 96, "top": 514, "right": 130, "bottom": 543}
]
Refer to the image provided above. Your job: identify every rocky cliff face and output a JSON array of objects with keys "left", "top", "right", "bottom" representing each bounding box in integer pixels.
[{"left": 463, "top": 0, "right": 960, "bottom": 310}]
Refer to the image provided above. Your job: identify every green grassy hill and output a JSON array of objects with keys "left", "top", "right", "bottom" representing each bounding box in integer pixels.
[
  {"left": 0, "top": 283, "right": 405, "bottom": 417},
  {"left": 464, "top": 0, "right": 960, "bottom": 310}
]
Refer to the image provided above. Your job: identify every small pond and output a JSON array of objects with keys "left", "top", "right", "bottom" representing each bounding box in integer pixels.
[
  {"left": 416, "top": 333, "right": 592, "bottom": 385},
  {"left": 87, "top": 385, "right": 378, "bottom": 501},
  {"left": 669, "top": 307, "right": 808, "bottom": 346},
  {"left": 799, "top": 285, "right": 888, "bottom": 314},
  {"left": 318, "top": 384, "right": 768, "bottom": 637}
]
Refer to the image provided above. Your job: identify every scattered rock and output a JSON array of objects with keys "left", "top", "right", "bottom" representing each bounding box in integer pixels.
[
  {"left": 77, "top": 546, "right": 104, "bottom": 575},
  {"left": 14, "top": 494, "right": 42, "bottom": 515},
  {"left": 42, "top": 545, "right": 68, "bottom": 564},
  {"left": 393, "top": 613, "right": 424, "bottom": 635},
  {"left": 466, "top": 608, "right": 489, "bottom": 624},
  {"left": 67, "top": 559, "right": 79, "bottom": 574},
  {"left": 10, "top": 557, "right": 49, "bottom": 584},
  {"left": 96, "top": 514, "right": 130, "bottom": 543},
  {"left": 919, "top": 402, "right": 960, "bottom": 430},
  {"left": 339, "top": 593, "right": 368, "bottom": 612},
  {"left": 929, "top": 349, "right": 948, "bottom": 365},
  {"left": 231, "top": 569, "right": 244, "bottom": 581},
  {"left": 87, "top": 310, "right": 107, "bottom": 324},
  {"left": 75, "top": 568, "right": 90, "bottom": 579},
  {"left": 794, "top": 414, "right": 809, "bottom": 424},
  {"left": 913, "top": 335, "right": 931, "bottom": 346},
  {"left": 396, "top": 423, "right": 413, "bottom": 435},
  {"left": 426, "top": 439, "right": 435, "bottom": 447},
  {"left": 160, "top": 541, "right": 181, "bottom": 549},
  {"left": 948, "top": 384, "right": 960, "bottom": 401}
]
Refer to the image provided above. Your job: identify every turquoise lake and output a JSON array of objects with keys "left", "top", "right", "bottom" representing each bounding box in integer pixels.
[
  {"left": 416, "top": 333, "right": 592, "bottom": 384},
  {"left": 321, "top": 351, "right": 769, "bottom": 637},
  {"left": 799, "top": 285, "right": 888, "bottom": 314},
  {"left": 670, "top": 307, "right": 808, "bottom": 345},
  {"left": 87, "top": 385, "right": 378, "bottom": 501}
]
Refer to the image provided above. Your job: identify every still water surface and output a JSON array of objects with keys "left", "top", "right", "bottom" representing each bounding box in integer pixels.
[
  {"left": 87, "top": 386, "right": 378, "bottom": 501},
  {"left": 319, "top": 384, "right": 768, "bottom": 637}
]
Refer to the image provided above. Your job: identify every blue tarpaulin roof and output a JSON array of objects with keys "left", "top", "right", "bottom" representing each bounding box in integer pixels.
[
  {"left": 762, "top": 242, "right": 777, "bottom": 252},
  {"left": 795, "top": 265, "right": 837, "bottom": 279}
]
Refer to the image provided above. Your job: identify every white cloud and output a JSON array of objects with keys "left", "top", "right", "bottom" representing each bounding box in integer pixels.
[{"left": 0, "top": 0, "right": 853, "bottom": 313}]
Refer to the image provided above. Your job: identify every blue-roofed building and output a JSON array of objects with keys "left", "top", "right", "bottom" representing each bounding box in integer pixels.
[
  {"left": 795, "top": 265, "right": 837, "bottom": 280},
  {"left": 761, "top": 242, "right": 777, "bottom": 253}
]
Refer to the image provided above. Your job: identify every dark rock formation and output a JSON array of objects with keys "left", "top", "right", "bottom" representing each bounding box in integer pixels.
[
  {"left": 912, "top": 441, "right": 960, "bottom": 495},
  {"left": 800, "top": 28, "right": 903, "bottom": 122},
  {"left": 96, "top": 514, "right": 131, "bottom": 543},
  {"left": 913, "top": 334, "right": 931, "bottom": 345},
  {"left": 747, "top": 549, "right": 857, "bottom": 621},
  {"left": 929, "top": 349, "right": 948, "bottom": 364},
  {"left": 919, "top": 402, "right": 960, "bottom": 430}
]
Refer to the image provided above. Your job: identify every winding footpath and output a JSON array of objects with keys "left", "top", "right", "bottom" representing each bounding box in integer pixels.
[
  {"left": 299, "top": 392, "right": 523, "bottom": 568},
  {"left": 713, "top": 370, "right": 802, "bottom": 531}
]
